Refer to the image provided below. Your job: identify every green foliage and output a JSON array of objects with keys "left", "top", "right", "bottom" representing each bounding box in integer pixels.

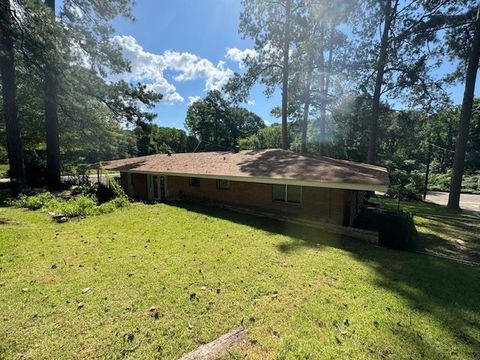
[
  {"left": 47, "top": 195, "right": 98, "bottom": 218},
  {"left": 14, "top": 182, "right": 129, "bottom": 219},
  {"left": 428, "top": 172, "right": 452, "bottom": 192},
  {"left": 225, "top": 0, "right": 305, "bottom": 102},
  {"left": 0, "top": 163, "right": 8, "bottom": 178},
  {"left": 185, "top": 90, "right": 265, "bottom": 150},
  {"left": 238, "top": 123, "right": 284, "bottom": 150},
  {"left": 0, "top": 147, "right": 7, "bottom": 164},
  {"left": 0, "top": 0, "right": 162, "bottom": 187},
  {"left": 14, "top": 192, "right": 54, "bottom": 210},
  {"left": 354, "top": 206, "right": 418, "bottom": 251},
  {"left": 384, "top": 158, "right": 425, "bottom": 200},
  {"left": 105, "top": 172, "right": 126, "bottom": 199},
  {"left": 429, "top": 172, "right": 480, "bottom": 194},
  {"left": 97, "top": 196, "right": 130, "bottom": 214},
  {"left": 134, "top": 124, "right": 192, "bottom": 156}
]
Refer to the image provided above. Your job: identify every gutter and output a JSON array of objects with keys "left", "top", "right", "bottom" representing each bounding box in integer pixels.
[{"left": 116, "top": 169, "right": 389, "bottom": 193}]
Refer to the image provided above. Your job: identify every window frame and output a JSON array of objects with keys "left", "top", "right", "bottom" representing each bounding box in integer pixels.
[
  {"left": 188, "top": 177, "right": 201, "bottom": 187},
  {"left": 216, "top": 179, "right": 230, "bottom": 190},
  {"left": 272, "top": 184, "right": 302, "bottom": 204}
]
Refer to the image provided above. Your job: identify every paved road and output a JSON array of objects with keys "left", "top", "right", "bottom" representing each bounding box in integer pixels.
[{"left": 425, "top": 191, "right": 480, "bottom": 213}]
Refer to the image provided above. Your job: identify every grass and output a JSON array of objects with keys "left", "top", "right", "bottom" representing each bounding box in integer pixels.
[
  {"left": 371, "top": 196, "right": 480, "bottom": 265},
  {"left": 0, "top": 199, "right": 479, "bottom": 359}
]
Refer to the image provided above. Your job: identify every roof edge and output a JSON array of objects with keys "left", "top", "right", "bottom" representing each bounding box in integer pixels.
[{"left": 120, "top": 169, "right": 389, "bottom": 192}]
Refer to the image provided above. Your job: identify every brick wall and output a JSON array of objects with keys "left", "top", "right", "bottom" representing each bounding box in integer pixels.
[
  {"left": 166, "top": 175, "right": 356, "bottom": 225},
  {"left": 118, "top": 172, "right": 361, "bottom": 225}
]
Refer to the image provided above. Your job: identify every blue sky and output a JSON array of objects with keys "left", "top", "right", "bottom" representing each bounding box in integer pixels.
[
  {"left": 110, "top": 0, "right": 280, "bottom": 129},
  {"left": 62, "top": 1, "right": 476, "bottom": 130}
]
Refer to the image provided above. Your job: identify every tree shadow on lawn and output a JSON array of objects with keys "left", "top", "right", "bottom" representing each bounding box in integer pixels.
[
  {"left": 419, "top": 214, "right": 480, "bottom": 237},
  {"left": 170, "top": 201, "right": 480, "bottom": 359},
  {"left": 0, "top": 189, "right": 13, "bottom": 207}
]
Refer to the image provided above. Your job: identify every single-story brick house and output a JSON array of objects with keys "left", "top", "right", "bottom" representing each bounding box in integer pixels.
[{"left": 100, "top": 149, "right": 389, "bottom": 226}]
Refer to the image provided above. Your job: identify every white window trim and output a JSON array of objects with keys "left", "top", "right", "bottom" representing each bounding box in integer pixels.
[{"left": 273, "top": 184, "right": 302, "bottom": 204}]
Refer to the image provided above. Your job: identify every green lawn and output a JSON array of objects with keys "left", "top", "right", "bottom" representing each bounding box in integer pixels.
[
  {"left": 0, "top": 200, "right": 479, "bottom": 359},
  {"left": 372, "top": 196, "right": 480, "bottom": 265}
]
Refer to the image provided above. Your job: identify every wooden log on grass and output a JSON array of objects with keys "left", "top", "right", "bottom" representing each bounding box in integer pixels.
[{"left": 178, "top": 326, "right": 246, "bottom": 360}]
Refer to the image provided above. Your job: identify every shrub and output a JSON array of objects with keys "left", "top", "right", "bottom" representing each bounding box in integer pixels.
[
  {"left": 384, "top": 158, "right": 424, "bottom": 200},
  {"left": 46, "top": 195, "right": 97, "bottom": 218},
  {"left": 70, "top": 177, "right": 125, "bottom": 204},
  {"left": 353, "top": 206, "right": 418, "bottom": 251},
  {"left": 429, "top": 172, "right": 480, "bottom": 194},
  {"left": 15, "top": 192, "right": 53, "bottom": 210},
  {"left": 97, "top": 196, "right": 130, "bottom": 214},
  {"left": 105, "top": 173, "right": 126, "bottom": 199},
  {"left": 14, "top": 191, "right": 129, "bottom": 220}
]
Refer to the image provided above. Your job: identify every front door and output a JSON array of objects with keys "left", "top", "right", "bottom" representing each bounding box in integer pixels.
[{"left": 148, "top": 175, "right": 166, "bottom": 201}]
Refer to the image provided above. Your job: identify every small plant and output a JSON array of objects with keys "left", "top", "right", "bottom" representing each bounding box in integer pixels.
[
  {"left": 14, "top": 192, "right": 54, "bottom": 210},
  {"left": 14, "top": 189, "right": 129, "bottom": 221},
  {"left": 51, "top": 195, "right": 98, "bottom": 218},
  {"left": 97, "top": 196, "right": 130, "bottom": 214}
]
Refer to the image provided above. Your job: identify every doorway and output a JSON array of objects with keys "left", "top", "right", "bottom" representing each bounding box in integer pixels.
[{"left": 148, "top": 175, "right": 166, "bottom": 201}]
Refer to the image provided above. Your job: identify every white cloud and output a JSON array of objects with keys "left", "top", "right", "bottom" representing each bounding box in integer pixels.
[
  {"left": 225, "top": 48, "right": 257, "bottom": 68},
  {"left": 188, "top": 96, "right": 201, "bottom": 105},
  {"left": 247, "top": 99, "right": 256, "bottom": 106},
  {"left": 111, "top": 35, "right": 235, "bottom": 103}
]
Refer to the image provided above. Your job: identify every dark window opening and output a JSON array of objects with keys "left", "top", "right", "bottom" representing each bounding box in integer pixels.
[
  {"left": 189, "top": 177, "right": 201, "bottom": 187},
  {"left": 216, "top": 179, "right": 230, "bottom": 190},
  {"left": 272, "top": 184, "right": 286, "bottom": 202}
]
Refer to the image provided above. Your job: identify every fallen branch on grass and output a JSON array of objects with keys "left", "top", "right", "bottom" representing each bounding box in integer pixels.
[{"left": 178, "top": 326, "right": 247, "bottom": 360}]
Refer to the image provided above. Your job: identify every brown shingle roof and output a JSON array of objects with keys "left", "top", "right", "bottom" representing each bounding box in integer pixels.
[{"left": 100, "top": 149, "right": 389, "bottom": 191}]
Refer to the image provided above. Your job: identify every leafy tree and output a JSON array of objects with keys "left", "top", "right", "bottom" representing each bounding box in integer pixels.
[
  {"left": 27, "top": 0, "right": 156, "bottom": 188},
  {"left": 0, "top": 0, "right": 26, "bottom": 185},
  {"left": 134, "top": 124, "right": 192, "bottom": 156},
  {"left": 225, "top": 0, "right": 305, "bottom": 150},
  {"left": 43, "top": 0, "right": 62, "bottom": 188},
  {"left": 185, "top": 90, "right": 264, "bottom": 151},
  {"left": 445, "top": 4, "right": 480, "bottom": 208},
  {"left": 353, "top": 0, "right": 447, "bottom": 164},
  {"left": 291, "top": 1, "right": 352, "bottom": 154},
  {"left": 0, "top": 0, "right": 162, "bottom": 187},
  {"left": 238, "top": 123, "right": 293, "bottom": 150}
]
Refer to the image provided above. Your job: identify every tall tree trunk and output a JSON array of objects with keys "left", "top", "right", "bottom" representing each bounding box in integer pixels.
[
  {"left": 447, "top": 8, "right": 480, "bottom": 209},
  {"left": 301, "top": 52, "right": 314, "bottom": 154},
  {"left": 367, "top": 0, "right": 393, "bottom": 164},
  {"left": 317, "top": 26, "right": 326, "bottom": 154},
  {"left": 0, "top": 0, "right": 26, "bottom": 188},
  {"left": 281, "top": 0, "right": 292, "bottom": 150},
  {"left": 319, "top": 27, "right": 334, "bottom": 156},
  {"left": 44, "top": 0, "right": 61, "bottom": 189}
]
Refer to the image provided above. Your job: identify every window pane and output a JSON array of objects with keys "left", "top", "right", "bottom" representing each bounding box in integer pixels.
[
  {"left": 272, "top": 184, "right": 286, "bottom": 202},
  {"left": 216, "top": 179, "right": 230, "bottom": 190},
  {"left": 287, "top": 185, "right": 302, "bottom": 203},
  {"left": 189, "top": 177, "right": 200, "bottom": 187}
]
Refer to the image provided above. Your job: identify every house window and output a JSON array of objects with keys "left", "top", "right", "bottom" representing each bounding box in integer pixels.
[
  {"left": 272, "top": 184, "right": 286, "bottom": 202},
  {"left": 286, "top": 185, "right": 302, "bottom": 203},
  {"left": 216, "top": 179, "right": 230, "bottom": 190},
  {"left": 189, "top": 177, "right": 201, "bottom": 187},
  {"left": 272, "top": 184, "right": 302, "bottom": 204}
]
